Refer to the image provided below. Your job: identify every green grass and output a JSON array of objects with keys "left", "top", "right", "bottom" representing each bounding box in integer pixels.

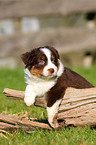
[{"left": 0, "top": 66, "right": 96, "bottom": 145}]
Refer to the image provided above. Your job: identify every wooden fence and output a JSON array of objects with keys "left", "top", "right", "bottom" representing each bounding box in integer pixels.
[
  {"left": 0, "top": 0, "right": 96, "bottom": 67},
  {"left": 0, "top": 0, "right": 96, "bottom": 18}
]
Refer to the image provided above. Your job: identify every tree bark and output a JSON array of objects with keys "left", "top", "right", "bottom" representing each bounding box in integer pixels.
[{"left": 2, "top": 87, "right": 96, "bottom": 130}]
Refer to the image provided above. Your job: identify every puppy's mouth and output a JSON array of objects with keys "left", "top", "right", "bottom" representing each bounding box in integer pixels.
[{"left": 40, "top": 74, "right": 57, "bottom": 79}]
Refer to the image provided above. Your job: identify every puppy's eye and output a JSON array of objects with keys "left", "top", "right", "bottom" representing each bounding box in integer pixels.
[
  {"left": 39, "top": 60, "right": 45, "bottom": 65},
  {"left": 51, "top": 56, "right": 58, "bottom": 66},
  {"left": 52, "top": 59, "right": 56, "bottom": 63},
  {"left": 51, "top": 58, "right": 56, "bottom": 64},
  {"left": 51, "top": 55, "right": 56, "bottom": 64}
]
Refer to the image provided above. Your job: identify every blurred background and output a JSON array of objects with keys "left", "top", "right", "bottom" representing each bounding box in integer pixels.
[{"left": 0, "top": 0, "right": 96, "bottom": 68}]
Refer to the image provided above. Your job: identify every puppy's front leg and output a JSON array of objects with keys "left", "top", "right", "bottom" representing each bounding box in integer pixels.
[
  {"left": 47, "top": 99, "right": 62, "bottom": 128},
  {"left": 24, "top": 85, "right": 36, "bottom": 106}
]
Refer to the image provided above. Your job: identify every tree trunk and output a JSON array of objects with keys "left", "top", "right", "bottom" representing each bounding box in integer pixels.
[{"left": 1, "top": 87, "right": 96, "bottom": 130}]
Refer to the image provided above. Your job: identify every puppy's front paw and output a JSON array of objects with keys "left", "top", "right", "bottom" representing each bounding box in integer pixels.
[
  {"left": 48, "top": 114, "right": 60, "bottom": 128},
  {"left": 49, "top": 120, "right": 60, "bottom": 128},
  {"left": 24, "top": 85, "right": 36, "bottom": 106},
  {"left": 24, "top": 96, "right": 35, "bottom": 106}
]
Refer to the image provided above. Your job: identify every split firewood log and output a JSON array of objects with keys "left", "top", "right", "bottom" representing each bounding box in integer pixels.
[
  {"left": 0, "top": 114, "right": 51, "bottom": 131},
  {"left": 2, "top": 87, "right": 96, "bottom": 129}
]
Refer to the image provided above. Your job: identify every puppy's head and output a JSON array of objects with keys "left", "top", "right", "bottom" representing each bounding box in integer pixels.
[{"left": 21, "top": 46, "right": 60, "bottom": 78}]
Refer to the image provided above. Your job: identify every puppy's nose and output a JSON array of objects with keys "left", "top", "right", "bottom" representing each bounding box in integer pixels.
[{"left": 48, "top": 68, "right": 54, "bottom": 74}]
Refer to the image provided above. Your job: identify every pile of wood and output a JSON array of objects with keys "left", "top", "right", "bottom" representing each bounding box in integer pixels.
[{"left": 0, "top": 87, "right": 96, "bottom": 131}]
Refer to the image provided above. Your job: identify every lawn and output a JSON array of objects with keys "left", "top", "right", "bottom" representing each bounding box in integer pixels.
[{"left": 0, "top": 66, "right": 96, "bottom": 145}]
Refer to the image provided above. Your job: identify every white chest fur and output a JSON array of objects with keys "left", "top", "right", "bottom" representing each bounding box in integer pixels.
[
  {"left": 31, "top": 80, "right": 55, "bottom": 96},
  {"left": 24, "top": 68, "right": 56, "bottom": 97}
]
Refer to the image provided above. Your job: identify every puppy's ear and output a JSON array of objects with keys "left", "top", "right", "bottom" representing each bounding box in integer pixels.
[
  {"left": 21, "top": 49, "right": 38, "bottom": 68},
  {"left": 21, "top": 51, "right": 31, "bottom": 65}
]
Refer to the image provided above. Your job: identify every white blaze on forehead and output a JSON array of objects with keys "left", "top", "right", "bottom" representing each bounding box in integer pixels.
[
  {"left": 40, "top": 48, "right": 51, "bottom": 60},
  {"left": 40, "top": 47, "right": 57, "bottom": 77}
]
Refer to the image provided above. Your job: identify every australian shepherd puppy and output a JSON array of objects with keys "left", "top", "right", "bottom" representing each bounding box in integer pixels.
[{"left": 21, "top": 46, "right": 93, "bottom": 128}]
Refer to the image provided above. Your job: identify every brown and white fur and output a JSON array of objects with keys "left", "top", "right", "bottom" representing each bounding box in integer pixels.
[{"left": 21, "top": 46, "right": 93, "bottom": 128}]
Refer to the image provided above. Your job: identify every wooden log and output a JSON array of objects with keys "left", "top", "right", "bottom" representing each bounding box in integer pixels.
[
  {"left": 0, "top": 122, "right": 18, "bottom": 130},
  {"left": 0, "top": 114, "right": 51, "bottom": 131},
  {"left": 0, "top": 0, "right": 96, "bottom": 18},
  {"left": 3, "top": 87, "right": 96, "bottom": 128},
  {"left": 3, "top": 88, "right": 46, "bottom": 108},
  {"left": 59, "top": 88, "right": 96, "bottom": 127}
]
